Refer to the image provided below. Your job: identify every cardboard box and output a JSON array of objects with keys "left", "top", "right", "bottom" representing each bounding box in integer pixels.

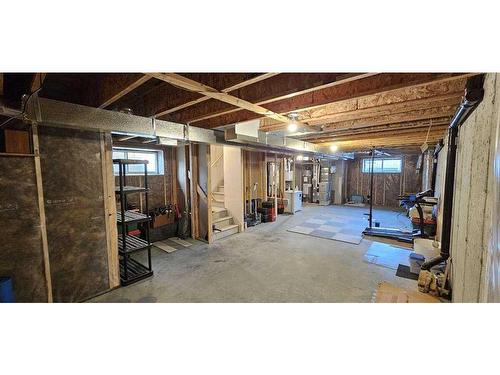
[
  {"left": 374, "top": 282, "right": 441, "bottom": 303},
  {"left": 152, "top": 213, "right": 175, "bottom": 228}
]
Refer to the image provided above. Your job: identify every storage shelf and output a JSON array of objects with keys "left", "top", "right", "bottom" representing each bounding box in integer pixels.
[
  {"left": 115, "top": 155, "right": 153, "bottom": 286},
  {"left": 119, "top": 257, "right": 153, "bottom": 285},
  {"left": 117, "top": 210, "right": 151, "bottom": 224},
  {"left": 115, "top": 186, "right": 149, "bottom": 194},
  {"left": 113, "top": 158, "right": 149, "bottom": 165},
  {"left": 118, "top": 235, "right": 150, "bottom": 254}
]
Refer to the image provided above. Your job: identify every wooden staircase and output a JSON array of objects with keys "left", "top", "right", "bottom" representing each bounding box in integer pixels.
[{"left": 212, "top": 185, "right": 239, "bottom": 241}]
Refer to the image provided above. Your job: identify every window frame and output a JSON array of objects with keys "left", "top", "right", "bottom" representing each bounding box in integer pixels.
[
  {"left": 362, "top": 157, "right": 402, "bottom": 174},
  {"left": 112, "top": 147, "right": 164, "bottom": 176}
]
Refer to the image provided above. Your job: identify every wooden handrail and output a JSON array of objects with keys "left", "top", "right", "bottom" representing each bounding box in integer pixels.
[{"left": 210, "top": 150, "right": 223, "bottom": 168}]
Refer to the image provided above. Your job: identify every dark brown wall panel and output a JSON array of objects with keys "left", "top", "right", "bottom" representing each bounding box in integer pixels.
[
  {"left": 346, "top": 153, "right": 422, "bottom": 208},
  {"left": 39, "top": 126, "right": 109, "bottom": 302},
  {"left": 0, "top": 157, "right": 48, "bottom": 302}
]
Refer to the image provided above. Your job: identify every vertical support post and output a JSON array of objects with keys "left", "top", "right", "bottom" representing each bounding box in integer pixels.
[
  {"left": 144, "top": 161, "right": 152, "bottom": 271},
  {"left": 369, "top": 149, "right": 375, "bottom": 228},
  {"left": 274, "top": 154, "right": 278, "bottom": 218},
  {"left": 207, "top": 146, "right": 213, "bottom": 243},
  {"left": 100, "top": 132, "right": 119, "bottom": 288},
  {"left": 32, "top": 123, "right": 53, "bottom": 302}
]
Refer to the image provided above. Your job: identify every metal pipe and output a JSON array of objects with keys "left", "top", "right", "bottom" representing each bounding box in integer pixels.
[{"left": 421, "top": 75, "right": 485, "bottom": 270}]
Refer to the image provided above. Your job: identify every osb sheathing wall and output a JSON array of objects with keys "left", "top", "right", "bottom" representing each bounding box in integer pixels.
[
  {"left": 39, "top": 127, "right": 111, "bottom": 302},
  {"left": 0, "top": 157, "right": 49, "bottom": 302},
  {"left": 449, "top": 73, "right": 500, "bottom": 302},
  {"left": 345, "top": 153, "right": 422, "bottom": 208}
]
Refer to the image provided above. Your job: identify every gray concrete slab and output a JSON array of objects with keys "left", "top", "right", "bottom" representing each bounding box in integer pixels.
[{"left": 91, "top": 205, "right": 417, "bottom": 303}]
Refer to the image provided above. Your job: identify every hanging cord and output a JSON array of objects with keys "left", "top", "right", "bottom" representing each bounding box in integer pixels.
[
  {"left": 0, "top": 74, "right": 45, "bottom": 128},
  {"left": 424, "top": 119, "right": 433, "bottom": 144}
]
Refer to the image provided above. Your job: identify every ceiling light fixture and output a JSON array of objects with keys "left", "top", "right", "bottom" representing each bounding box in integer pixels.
[
  {"left": 287, "top": 122, "right": 298, "bottom": 132},
  {"left": 330, "top": 144, "right": 338, "bottom": 152}
]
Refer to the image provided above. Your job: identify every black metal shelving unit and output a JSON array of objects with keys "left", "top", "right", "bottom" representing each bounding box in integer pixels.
[{"left": 114, "top": 158, "right": 153, "bottom": 286}]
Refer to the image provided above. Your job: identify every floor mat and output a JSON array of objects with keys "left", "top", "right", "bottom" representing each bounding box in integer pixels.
[
  {"left": 396, "top": 264, "right": 419, "bottom": 280},
  {"left": 287, "top": 213, "right": 365, "bottom": 245},
  {"left": 363, "top": 242, "right": 412, "bottom": 270}
]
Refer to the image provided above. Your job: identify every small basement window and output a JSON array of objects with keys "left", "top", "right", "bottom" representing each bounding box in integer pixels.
[
  {"left": 112, "top": 147, "right": 164, "bottom": 175},
  {"left": 362, "top": 158, "right": 402, "bottom": 173}
]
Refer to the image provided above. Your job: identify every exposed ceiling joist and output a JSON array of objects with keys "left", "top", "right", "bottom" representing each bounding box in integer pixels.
[
  {"left": 314, "top": 126, "right": 447, "bottom": 143},
  {"left": 323, "top": 134, "right": 445, "bottom": 151},
  {"left": 320, "top": 105, "right": 455, "bottom": 131},
  {"left": 148, "top": 73, "right": 317, "bottom": 131},
  {"left": 259, "top": 81, "right": 465, "bottom": 131},
  {"left": 98, "top": 74, "right": 152, "bottom": 108},
  {"left": 195, "top": 73, "right": 477, "bottom": 129},
  {"left": 154, "top": 72, "right": 279, "bottom": 118},
  {"left": 31, "top": 73, "right": 47, "bottom": 93},
  {"left": 301, "top": 119, "right": 450, "bottom": 141},
  {"left": 183, "top": 73, "right": 376, "bottom": 124}
]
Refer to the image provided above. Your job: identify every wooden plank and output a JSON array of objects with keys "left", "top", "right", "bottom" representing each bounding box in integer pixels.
[
  {"left": 302, "top": 119, "right": 450, "bottom": 141},
  {"left": 184, "top": 73, "right": 375, "bottom": 124},
  {"left": 189, "top": 144, "right": 199, "bottom": 239},
  {"left": 98, "top": 74, "right": 151, "bottom": 108},
  {"left": 148, "top": 73, "right": 307, "bottom": 127},
  {"left": 101, "top": 132, "right": 119, "bottom": 289},
  {"left": 155, "top": 73, "right": 281, "bottom": 119},
  {"left": 195, "top": 73, "right": 477, "bottom": 129},
  {"left": 207, "top": 146, "right": 213, "bottom": 243},
  {"left": 4, "top": 129, "right": 31, "bottom": 154},
  {"left": 31, "top": 123, "right": 53, "bottom": 303},
  {"left": 260, "top": 92, "right": 462, "bottom": 131},
  {"left": 149, "top": 73, "right": 317, "bottom": 131},
  {"left": 30, "top": 73, "right": 47, "bottom": 93}
]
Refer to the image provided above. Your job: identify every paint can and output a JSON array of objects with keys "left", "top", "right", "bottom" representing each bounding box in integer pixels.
[{"left": 0, "top": 277, "right": 15, "bottom": 303}]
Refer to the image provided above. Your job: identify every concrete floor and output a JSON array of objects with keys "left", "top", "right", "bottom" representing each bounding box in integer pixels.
[{"left": 91, "top": 204, "right": 417, "bottom": 303}]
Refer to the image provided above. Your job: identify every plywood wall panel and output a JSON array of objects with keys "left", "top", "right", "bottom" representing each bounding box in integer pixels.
[
  {"left": 39, "top": 126, "right": 109, "bottom": 302},
  {"left": 0, "top": 157, "right": 48, "bottom": 302},
  {"left": 345, "top": 153, "right": 422, "bottom": 208}
]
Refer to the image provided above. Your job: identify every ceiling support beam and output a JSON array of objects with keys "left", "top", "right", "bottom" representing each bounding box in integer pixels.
[
  {"left": 194, "top": 73, "right": 477, "bottom": 128},
  {"left": 153, "top": 72, "right": 280, "bottom": 118},
  {"left": 183, "top": 73, "right": 376, "bottom": 124},
  {"left": 98, "top": 74, "right": 152, "bottom": 108},
  {"left": 260, "top": 91, "right": 463, "bottom": 131},
  {"left": 148, "top": 73, "right": 317, "bottom": 131},
  {"left": 30, "top": 73, "right": 47, "bottom": 93}
]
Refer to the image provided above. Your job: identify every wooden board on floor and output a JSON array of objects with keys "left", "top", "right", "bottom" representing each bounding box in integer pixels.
[{"left": 374, "top": 282, "right": 441, "bottom": 303}]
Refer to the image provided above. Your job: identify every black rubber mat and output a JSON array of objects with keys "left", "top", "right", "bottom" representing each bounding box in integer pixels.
[{"left": 396, "top": 264, "right": 419, "bottom": 280}]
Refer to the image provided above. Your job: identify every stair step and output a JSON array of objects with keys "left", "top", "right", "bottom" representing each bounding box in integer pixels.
[
  {"left": 213, "top": 191, "right": 224, "bottom": 197},
  {"left": 212, "top": 200, "right": 225, "bottom": 208},
  {"left": 218, "top": 186, "right": 224, "bottom": 193},
  {"left": 212, "top": 207, "right": 228, "bottom": 220},
  {"left": 213, "top": 216, "right": 233, "bottom": 229},
  {"left": 213, "top": 223, "right": 239, "bottom": 241}
]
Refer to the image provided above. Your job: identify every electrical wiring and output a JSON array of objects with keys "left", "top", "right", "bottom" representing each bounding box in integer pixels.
[{"left": 0, "top": 74, "right": 45, "bottom": 128}]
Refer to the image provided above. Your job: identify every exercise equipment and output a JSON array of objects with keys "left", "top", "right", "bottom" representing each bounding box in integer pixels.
[{"left": 362, "top": 150, "right": 436, "bottom": 243}]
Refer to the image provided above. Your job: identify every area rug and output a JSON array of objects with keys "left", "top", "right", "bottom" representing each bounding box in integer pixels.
[
  {"left": 287, "top": 213, "right": 365, "bottom": 245},
  {"left": 363, "top": 242, "right": 412, "bottom": 270},
  {"left": 396, "top": 264, "right": 419, "bottom": 280}
]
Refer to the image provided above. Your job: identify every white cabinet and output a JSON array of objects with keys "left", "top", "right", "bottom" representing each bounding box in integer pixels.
[{"left": 284, "top": 190, "right": 303, "bottom": 214}]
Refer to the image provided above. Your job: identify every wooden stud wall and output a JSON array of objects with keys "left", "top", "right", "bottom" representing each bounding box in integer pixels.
[{"left": 345, "top": 153, "right": 423, "bottom": 208}]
